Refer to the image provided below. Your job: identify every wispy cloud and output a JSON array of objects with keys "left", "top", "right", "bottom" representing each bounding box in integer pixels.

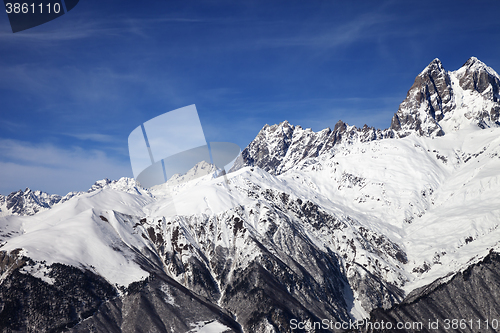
[
  {"left": 0, "top": 18, "right": 113, "bottom": 42},
  {"left": 62, "top": 133, "right": 119, "bottom": 143},
  {"left": 0, "top": 119, "right": 28, "bottom": 132},
  {"left": 0, "top": 139, "right": 131, "bottom": 195},
  {"left": 254, "top": 12, "right": 391, "bottom": 50},
  {"left": 0, "top": 13, "right": 209, "bottom": 43}
]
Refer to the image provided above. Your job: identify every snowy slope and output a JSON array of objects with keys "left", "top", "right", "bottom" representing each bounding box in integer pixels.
[{"left": 1, "top": 188, "right": 155, "bottom": 286}]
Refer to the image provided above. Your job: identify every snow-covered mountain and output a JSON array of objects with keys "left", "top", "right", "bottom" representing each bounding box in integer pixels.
[
  {"left": 390, "top": 56, "right": 500, "bottom": 136},
  {"left": 0, "top": 178, "right": 151, "bottom": 218},
  {"left": 0, "top": 188, "right": 77, "bottom": 217},
  {"left": 1, "top": 57, "right": 500, "bottom": 333}
]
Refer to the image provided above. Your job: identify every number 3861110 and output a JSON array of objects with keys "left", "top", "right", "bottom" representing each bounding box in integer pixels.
[{"left": 5, "top": 3, "right": 61, "bottom": 14}]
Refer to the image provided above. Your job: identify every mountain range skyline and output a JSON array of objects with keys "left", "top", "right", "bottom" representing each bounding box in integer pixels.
[
  {"left": 1, "top": 56, "right": 497, "bottom": 198},
  {"left": 1, "top": 0, "right": 500, "bottom": 195}
]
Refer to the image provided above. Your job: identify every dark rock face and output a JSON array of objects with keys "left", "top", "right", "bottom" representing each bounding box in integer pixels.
[
  {"left": 347, "top": 264, "right": 404, "bottom": 315},
  {"left": 457, "top": 57, "right": 500, "bottom": 126},
  {"left": 458, "top": 57, "right": 500, "bottom": 99},
  {"left": 0, "top": 249, "right": 26, "bottom": 274},
  {"left": 0, "top": 257, "right": 116, "bottom": 332},
  {"left": 221, "top": 260, "right": 343, "bottom": 333},
  {"left": 231, "top": 121, "right": 295, "bottom": 175},
  {"left": 0, "top": 250, "right": 241, "bottom": 333},
  {"left": 359, "top": 251, "right": 500, "bottom": 333},
  {"left": 390, "top": 59, "right": 451, "bottom": 137},
  {"left": 70, "top": 272, "right": 242, "bottom": 333}
]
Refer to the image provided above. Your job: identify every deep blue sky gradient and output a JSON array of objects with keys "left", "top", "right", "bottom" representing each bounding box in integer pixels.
[{"left": 1, "top": 0, "right": 500, "bottom": 194}]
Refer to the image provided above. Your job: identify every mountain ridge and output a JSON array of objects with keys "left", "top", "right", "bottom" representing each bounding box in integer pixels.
[{"left": 231, "top": 57, "right": 500, "bottom": 175}]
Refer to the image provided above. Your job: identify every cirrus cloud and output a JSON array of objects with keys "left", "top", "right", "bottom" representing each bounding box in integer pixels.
[{"left": 0, "top": 139, "right": 132, "bottom": 195}]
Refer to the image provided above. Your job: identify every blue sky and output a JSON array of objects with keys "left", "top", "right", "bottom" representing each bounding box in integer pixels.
[{"left": 1, "top": 0, "right": 500, "bottom": 195}]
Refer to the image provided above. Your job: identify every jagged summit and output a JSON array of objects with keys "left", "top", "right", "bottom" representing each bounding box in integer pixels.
[
  {"left": 230, "top": 118, "right": 391, "bottom": 175},
  {"left": 461, "top": 56, "right": 499, "bottom": 78},
  {"left": 0, "top": 188, "right": 64, "bottom": 216},
  {"left": 456, "top": 56, "right": 500, "bottom": 100},
  {"left": 418, "top": 58, "right": 445, "bottom": 76},
  {"left": 464, "top": 56, "right": 483, "bottom": 67},
  {"left": 390, "top": 57, "right": 452, "bottom": 137},
  {"left": 390, "top": 56, "right": 500, "bottom": 137}
]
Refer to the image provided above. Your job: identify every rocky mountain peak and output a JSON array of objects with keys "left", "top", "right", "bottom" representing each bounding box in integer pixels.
[
  {"left": 0, "top": 187, "right": 62, "bottom": 216},
  {"left": 461, "top": 56, "right": 493, "bottom": 74},
  {"left": 89, "top": 178, "right": 113, "bottom": 192},
  {"left": 390, "top": 56, "right": 500, "bottom": 137},
  {"left": 390, "top": 58, "right": 451, "bottom": 137},
  {"left": 463, "top": 56, "right": 482, "bottom": 67},
  {"left": 449, "top": 56, "right": 500, "bottom": 128},
  {"left": 229, "top": 120, "right": 297, "bottom": 174},
  {"left": 419, "top": 58, "right": 445, "bottom": 76},
  {"left": 333, "top": 119, "right": 347, "bottom": 133},
  {"left": 456, "top": 56, "right": 500, "bottom": 101}
]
